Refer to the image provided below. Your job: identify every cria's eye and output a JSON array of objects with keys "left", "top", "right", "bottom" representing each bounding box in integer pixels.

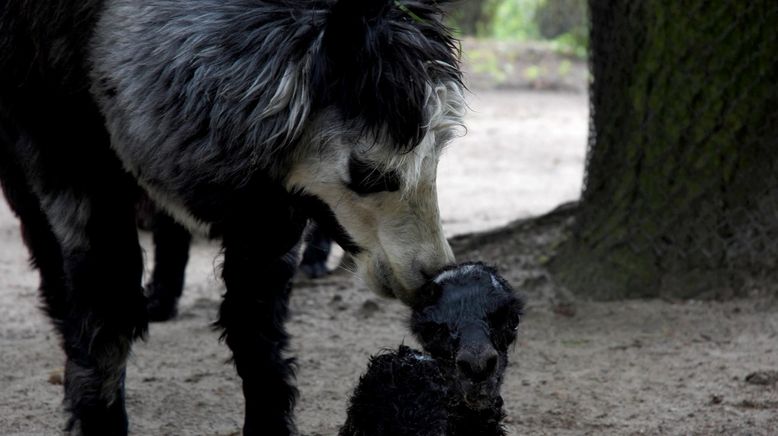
[
  {"left": 347, "top": 156, "right": 401, "bottom": 195},
  {"left": 490, "top": 306, "right": 521, "bottom": 332}
]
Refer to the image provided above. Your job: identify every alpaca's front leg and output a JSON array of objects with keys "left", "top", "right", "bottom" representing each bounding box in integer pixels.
[{"left": 217, "top": 203, "right": 307, "bottom": 436}]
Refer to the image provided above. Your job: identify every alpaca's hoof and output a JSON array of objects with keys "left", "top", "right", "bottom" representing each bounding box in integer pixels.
[
  {"left": 147, "top": 298, "right": 178, "bottom": 322},
  {"left": 145, "top": 284, "right": 179, "bottom": 322},
  {"left": 300, "top": 261, "right": 329, "bottom": 279}
]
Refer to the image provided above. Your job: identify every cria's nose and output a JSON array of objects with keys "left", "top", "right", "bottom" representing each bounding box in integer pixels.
[{"left": 456, "top": 348, "right": 499, "bottom": 382}]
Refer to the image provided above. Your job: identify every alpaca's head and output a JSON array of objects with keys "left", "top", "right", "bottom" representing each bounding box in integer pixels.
[
  {"left": 411, "top": 263, "right": 524, "bottom": 410},
  {"left": 286, "top": 0, "right": 464, "bottom": 303}
]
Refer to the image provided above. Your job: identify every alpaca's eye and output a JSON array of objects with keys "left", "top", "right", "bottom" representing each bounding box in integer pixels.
[{"left": 347, "top": 156, "right": 401, "bottom": 195}]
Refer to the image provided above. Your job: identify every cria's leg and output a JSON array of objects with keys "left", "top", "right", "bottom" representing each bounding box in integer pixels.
[
  {"left": 299, "top": 222, "right": 332, "bottom": 279},
  {"left": 145, "top": 210, "right": 192, "bottom": 322},
  {"left": 217, "top": 197, "right": 307, "bottom": 436}
]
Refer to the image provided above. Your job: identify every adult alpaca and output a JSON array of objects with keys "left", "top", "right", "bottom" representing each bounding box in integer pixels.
[{"left": 0, "top": 0, "right": 464, "bottom": 435}]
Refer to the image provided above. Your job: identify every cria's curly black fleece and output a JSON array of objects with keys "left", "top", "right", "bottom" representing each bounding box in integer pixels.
[
  {"left": 341, "top": 263, "right": 524, "bottom": 436},
  {"left": 340, "top": 346, "right": 507, "bottom": 436}
]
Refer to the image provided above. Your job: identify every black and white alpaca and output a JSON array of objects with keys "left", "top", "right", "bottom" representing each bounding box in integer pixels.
[
  {"left": 340, "top": 263, "right": 524, "bottom": 436},
  {"left": 0, "top": 0, "right": 465, "bottom": 434}
]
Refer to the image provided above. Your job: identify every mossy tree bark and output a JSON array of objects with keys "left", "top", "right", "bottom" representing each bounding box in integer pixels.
[{"left": 549, "top": 1, "right": 778, "bottom": 299}]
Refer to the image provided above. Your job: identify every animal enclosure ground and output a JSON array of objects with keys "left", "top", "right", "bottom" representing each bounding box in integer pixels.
[{"left": 1, "top": 87, "right": 777, "bottom": 435}]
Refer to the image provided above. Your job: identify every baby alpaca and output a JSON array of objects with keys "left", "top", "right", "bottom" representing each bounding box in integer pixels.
[{"left": 340, "top": 262, "right": 524, "bottom": 436}]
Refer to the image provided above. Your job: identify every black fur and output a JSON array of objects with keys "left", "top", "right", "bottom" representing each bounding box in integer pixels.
[
  {"left": 137, "top": 196, "right": 334, "bottom": 322},
  {"left": 0, "top": 0, "right": 461, "bottom": 434},
  {"left": 314, "top": 0, "right": 461, "bottom": 149},
  {"left": 215, "top": 180, "right": 309, "bottom": 435},
  {"left": 143, "top": 209, "right": 193, "bottom": 322},
  {"left": 298, "top": 224, "right": 334, "bottom": 279},
  {"left": 340, "top": 263, "right": 523, "bottom": 436},
  {"left": 0, "top": 68, "right": 147, "bottom": 436}
]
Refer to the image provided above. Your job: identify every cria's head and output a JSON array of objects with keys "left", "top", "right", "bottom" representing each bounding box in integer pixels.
[{"left": 411, "top": 262, "right": 524, "bottom": 409}]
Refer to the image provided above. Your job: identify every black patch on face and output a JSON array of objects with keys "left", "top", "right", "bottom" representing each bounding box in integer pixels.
[
  {"left": 293, "top": 193, "right": 362, "bottom": 255},
  {"left": 347, "top": 155, "right": 401, "bottom": 196}
]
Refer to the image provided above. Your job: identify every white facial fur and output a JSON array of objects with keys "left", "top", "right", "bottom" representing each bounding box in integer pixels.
[{"left": 287, "top": 81, "right": 465, "bottom": 303}]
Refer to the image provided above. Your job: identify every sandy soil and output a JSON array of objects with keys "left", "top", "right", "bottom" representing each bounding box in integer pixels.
[{"left": 2, "top": 87, "right": 778, "bottom": 435}]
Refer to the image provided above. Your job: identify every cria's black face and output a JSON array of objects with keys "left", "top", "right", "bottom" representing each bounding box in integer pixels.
[{"left": 411, "top": 263, "right": 524, "bottom": 410}]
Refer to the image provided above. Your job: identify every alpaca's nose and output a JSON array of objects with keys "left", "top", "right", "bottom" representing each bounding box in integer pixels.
[
  {"left": 456, "top": 347, "right": 499, "bottom": 382},
  {"left": 412, "top": 239, "right": 455, "bottom": 278},
  {"left": 413, "top": 254, "right": 455, "bottom": 283}
]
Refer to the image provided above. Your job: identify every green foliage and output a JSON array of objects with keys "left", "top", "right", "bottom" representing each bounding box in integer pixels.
[
  {"left": 489, "top": 0, "right": 543, "bottom": 39},
  {"left": 448, "top": 0, "right": 589, "bottom": 57},
  {"left": 467, "top": 48, "right": 510, "bottom": 83},
  {"left": 549, "top": 32, "right": 588, "bottom": 58}
]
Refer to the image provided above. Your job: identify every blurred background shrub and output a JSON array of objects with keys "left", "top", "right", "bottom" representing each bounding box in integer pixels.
[{"left": 448, "top": 0, "right": 588, "bottom": 57}]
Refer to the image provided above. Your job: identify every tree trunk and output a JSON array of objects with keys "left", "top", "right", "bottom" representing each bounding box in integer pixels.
[{"left": 549, "top": 1, "right": 778, "bottom": 299}]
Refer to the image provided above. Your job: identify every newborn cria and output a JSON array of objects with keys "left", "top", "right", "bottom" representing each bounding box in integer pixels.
[{"left": 340, "top": 262, "right": 524, "bottom": 436}]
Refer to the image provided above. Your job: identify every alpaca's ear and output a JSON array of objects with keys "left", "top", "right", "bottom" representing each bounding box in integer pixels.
[
  {"left": 311, "top": 0, "right": 429, "bottom": 149},
  {"left": 328, "top": 0, "right": 393, "bottom": 26},
  {"left": 314, "top": 0, "right": 394, "bottom": 80}
]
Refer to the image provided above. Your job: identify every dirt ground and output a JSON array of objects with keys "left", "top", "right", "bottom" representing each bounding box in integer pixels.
[{"left": 2, "top": 56, "right": 778, "bottom": 435}]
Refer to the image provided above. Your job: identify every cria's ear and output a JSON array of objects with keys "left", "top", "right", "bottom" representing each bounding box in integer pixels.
[{"left": 312, "top": 0, "right": 430, "bottom": 149}]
